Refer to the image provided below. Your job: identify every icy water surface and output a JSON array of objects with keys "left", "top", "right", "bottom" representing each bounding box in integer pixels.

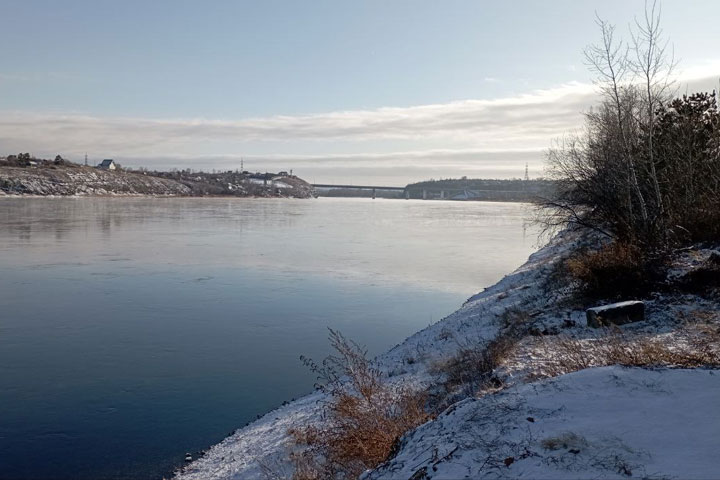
[{"left": 0, "top": 197, "right": 539, "bottom": 479}]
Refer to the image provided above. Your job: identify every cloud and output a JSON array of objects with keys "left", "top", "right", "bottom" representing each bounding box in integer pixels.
[
  {"left": 1, "top": 67, "right": 718, "bottom": 183},
  {"left": 103, "top": 148, "right": 545, "bottom": 169},
  {"left": 109, "top": 149, "right": 547, "bottom": 185},
  {"left": 0, "top": 82, "right": 595, "bottom": 153}
]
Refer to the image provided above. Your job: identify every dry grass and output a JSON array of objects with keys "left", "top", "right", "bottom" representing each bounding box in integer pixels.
[
  {"left": 540, "top": 432, "right": 588, "bottom": 451},
  {"left": 432, "top": 333, "right": 515, "bottom": 394},
  {"left": 286, "top": 450, "right": 323, "bottom": 480},
  {"left": 565, "top": 242, "right": 660, "bottom": 299},
  {"left": 291, "top": 330, "right": 431, "bottom": 479},
  {"left": 529, "top": 321, "right": 720, "bottom": 380},
  {"left": 431, "top": 309, "right": 530, "bottom": 399}
]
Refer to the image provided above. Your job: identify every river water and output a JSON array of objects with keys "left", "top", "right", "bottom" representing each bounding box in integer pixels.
[{"left": 0, "top": 197, "right": 539, "bottom": 479}]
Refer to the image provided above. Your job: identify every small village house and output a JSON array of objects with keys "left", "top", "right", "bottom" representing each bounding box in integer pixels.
[{"left": 97, "top": 159, "right": 117, "bottom": 170}]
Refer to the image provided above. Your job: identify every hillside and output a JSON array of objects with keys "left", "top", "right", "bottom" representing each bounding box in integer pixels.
[
  {"left": 368, "top": 366, "right": 720, "bottom": 479},
  {"left": 0, "top": 160, "right": 314, "bottom": 198}
]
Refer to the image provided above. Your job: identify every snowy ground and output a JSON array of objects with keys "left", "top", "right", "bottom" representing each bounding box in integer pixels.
[
  {"left": 175, "top": 232, "right": 720, "bottom": 479},
  {"left": 367, "top": 367, "right": 720, "bottom": 480}
]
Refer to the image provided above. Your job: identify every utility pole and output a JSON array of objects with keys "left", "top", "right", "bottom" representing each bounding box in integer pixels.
[
  {"left": 241, "top": 158, "right": 244, "bottom": 172},
  {"left": 85, "top": 153, "right": 88, "bottom": 166},
  {"left": 524, "top": 162, "right": 529, "bottom": 181}
]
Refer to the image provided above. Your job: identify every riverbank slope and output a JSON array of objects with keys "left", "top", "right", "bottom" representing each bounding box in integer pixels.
[
  {"left": 176, "top": 231, "right": 720, "bottom": 479},
  {"left": 0, "top": 163, "right": 314, "bottom": 198}
]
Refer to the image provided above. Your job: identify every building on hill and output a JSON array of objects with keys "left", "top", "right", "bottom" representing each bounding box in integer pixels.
[{"left": 97, "top": 159, "right": 116, "bottom": 170}]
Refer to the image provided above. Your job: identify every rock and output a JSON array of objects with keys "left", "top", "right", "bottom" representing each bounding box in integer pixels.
[{"left": 586, "top": 301, "right": 645, "bottom": 328}]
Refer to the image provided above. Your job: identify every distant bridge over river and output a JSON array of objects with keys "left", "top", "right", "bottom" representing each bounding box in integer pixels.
[
  {"left": 312, "top": 184, "right": 405, "bottom": 191},
  {"left": 312, "top": 183, "right": 538, "bottom": 201},
  {"left": 311, "top": 184, "right": 405, "bottom": 199}
]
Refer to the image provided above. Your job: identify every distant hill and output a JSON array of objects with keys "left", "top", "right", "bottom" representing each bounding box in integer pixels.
[
  {"left": 404, "top": 178, "right": 554, "bottom": 202},
  {"left": 0, "top": 156, "right": 314, "bottom": 198}
]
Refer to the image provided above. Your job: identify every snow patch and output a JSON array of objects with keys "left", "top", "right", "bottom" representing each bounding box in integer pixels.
[{"left": 367, "top": 367, "right": 720, "bottom": 479}]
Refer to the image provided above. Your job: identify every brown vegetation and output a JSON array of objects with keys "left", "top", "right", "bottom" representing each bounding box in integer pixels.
[
  {"left": 540, "top": 432, "right": 588, "bottom": 451},
  {"left": 529, "top": 321, "right": 720, "bottom": 380},
  {"left": 431, "top": 309, "right": 530, "bottom": 399},
  {"left": 565, "top": 242, "right": 664, "bottom": 299},
  {"left": 291, "top": 330, "right": 431, "bottom": 479}
]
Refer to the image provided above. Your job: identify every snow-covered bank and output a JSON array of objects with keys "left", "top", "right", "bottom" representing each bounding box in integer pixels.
[
  {"left": 368, "top": 366, "right": 720, "bottom": 479},
  {"left": 175, "top": 231, "right": 720, "bottom": 479},
  {"left": 0, "top": 164, "right": 315, "bottom": 198},
  {"left": 175, "top": 233, "right": 573, "bottom": 479}
]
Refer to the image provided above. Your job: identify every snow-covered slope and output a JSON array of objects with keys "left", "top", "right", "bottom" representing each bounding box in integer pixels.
[
  {"left": 367, "top": 366, "right": 720, "bottom": 480},
  {"left": 0, "top": 165, "right": 193, "bottom": 196},
  {"left": 176, "top": 231, "right": 720, "bottom": 479},
  {"left": 176, "top": 233, "right": 574, "bottom": 479}
]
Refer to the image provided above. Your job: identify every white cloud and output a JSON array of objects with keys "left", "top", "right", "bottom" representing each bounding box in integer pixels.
[
  {"left": 113, "top": 149, "right": 547, "bottom": 185},
  {"left": 0, "top": 82, "right": 595, "bottom": 152},
  {"left": 1, "top": 68, "right": 718, "bottom": 183}
]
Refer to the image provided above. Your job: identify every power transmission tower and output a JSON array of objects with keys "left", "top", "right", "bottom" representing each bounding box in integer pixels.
[
  {"left": 524, "top": 162, "right": 529, "bottom": 181},
  {"left": 85, "top": 153, "right": 88, "bottom": 166}
]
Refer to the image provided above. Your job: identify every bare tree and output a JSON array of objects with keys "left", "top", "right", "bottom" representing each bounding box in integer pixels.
[
  {"left": 630, "top": 0, "right": 677, "bottom": 243},
  {"left": 540, "top": 1, "right": 720, "bottom": 251},
  {"left": 584, "top": 16, "right": 647, "bottom": 229}
]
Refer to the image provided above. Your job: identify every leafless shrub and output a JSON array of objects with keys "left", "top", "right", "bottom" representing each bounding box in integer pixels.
[
  {"left": 432, "top": 334, "right": 514, "bottom": 394},
  {"left": 541, "top": 432, "right": 588, "bottom": 451},
  {"left": 499, "top": 307, "right": 532, "bottom": 331},
  {"left": 565, "top": 242, "right": 664, "bottom": 299},
  {"left": 431, "top": 309, "right": 530, "bottom": 399},
  {"left": 293, "top": 329, "right": 431, "bottom": 479},
  {"left": 287, "top": 449, "right": 324, "bottom": 480}
]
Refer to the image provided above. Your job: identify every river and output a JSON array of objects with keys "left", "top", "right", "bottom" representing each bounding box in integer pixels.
[{"left": 0, "top": 197, "right": 539, "bottom": 479}]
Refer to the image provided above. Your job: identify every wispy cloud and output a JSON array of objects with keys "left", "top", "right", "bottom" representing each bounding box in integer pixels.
[
  {"left": 1, "top": 68, "right": 718, "bottom": 183},
  {"left": 102, "top": 149, "right": 548, "bottom": 185},
  {"left": 0, "top": 82, "right": 595, "bottom": 151}
]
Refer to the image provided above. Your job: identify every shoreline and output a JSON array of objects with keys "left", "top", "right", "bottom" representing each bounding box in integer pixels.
[
  {"left": 174, "top": 231, "right": 570, "bottom": 479},
  {"left": 0, "top": 164, "right": 315, "bottom": 199},
  {"left": 0, "top": 193, "right": 315, "bottom": 199},
  {"left": 175, "top": 229, "right": 720, "bottom": 479}
]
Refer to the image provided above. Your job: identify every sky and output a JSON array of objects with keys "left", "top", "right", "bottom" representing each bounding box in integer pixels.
[{"left": 1, "top": 0, "right": 719, "bottom": 185}]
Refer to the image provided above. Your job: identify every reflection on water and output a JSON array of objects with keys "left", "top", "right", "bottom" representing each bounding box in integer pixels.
[{"left": 0, "top": 197, "right": 539, "bottom": 479}]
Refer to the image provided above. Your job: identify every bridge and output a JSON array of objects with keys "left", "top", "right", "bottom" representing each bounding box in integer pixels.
[
  {"left": 311, "top": 184, "right": 534, "bottom": 201},
  {"left": 311, "top": 184, "right": 405, "bottom": 191},
  {"left": 311, "top": 184, "right": 406, "bottom": 199}
]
